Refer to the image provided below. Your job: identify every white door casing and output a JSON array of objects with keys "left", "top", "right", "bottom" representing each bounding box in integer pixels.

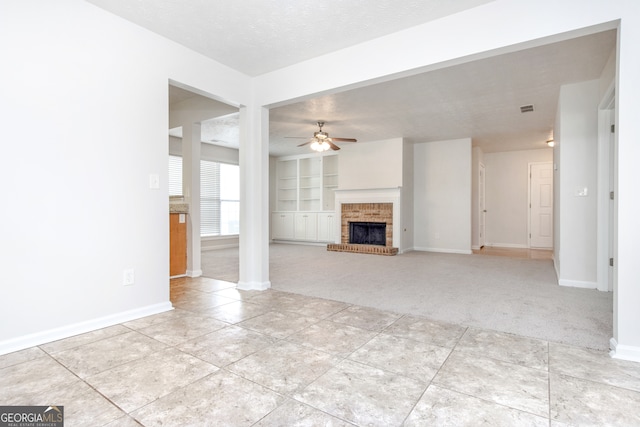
[
  {"left": 479, "top": 163, "right": 486, "bottom": 248},
  {"left": 529, "top": 162, "right": 553, "bottom": 249}
]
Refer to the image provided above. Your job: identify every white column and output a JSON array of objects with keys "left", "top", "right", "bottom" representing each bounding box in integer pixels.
[
  {"left": 182, "top": 122, "right": 202, "bottom": 277},
  {"left": 237, "top": 104, "right": 271, "bottom": 290}
]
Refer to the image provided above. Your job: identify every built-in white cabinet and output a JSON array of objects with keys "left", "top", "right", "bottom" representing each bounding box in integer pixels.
[
  {"left": 273, "top": 153, "right": 338, "bottom": 243},
  {"left": 317, "top": 212, "right": 337, "bottom": 242},
  {"left": 271, "top": 212, "right": 295, "bottom": 240},
  {"left": 295, "top": 212, "right": 318, "bottom": 240}
]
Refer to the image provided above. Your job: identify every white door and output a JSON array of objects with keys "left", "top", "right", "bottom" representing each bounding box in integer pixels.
[
  {"left": 479, "top": 163, "right": 486, "bottom": 248},
  {"left": 529, "top": 162, "right": 553, "bottom": 248}
]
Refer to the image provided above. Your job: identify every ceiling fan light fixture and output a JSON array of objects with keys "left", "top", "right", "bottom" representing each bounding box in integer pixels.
[{"left": 310, "top": 138, "right": 330, "bottom": 152}]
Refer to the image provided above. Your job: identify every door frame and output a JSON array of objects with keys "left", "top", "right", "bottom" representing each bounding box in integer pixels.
[
  {"left": 597, "top": 82, "right": 616, "bottom": 292},
  {"left": 479, "top": 162, "right": 486, "bottom": 248}
]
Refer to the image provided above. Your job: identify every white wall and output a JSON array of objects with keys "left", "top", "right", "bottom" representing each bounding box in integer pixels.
[
  {"left": 413, "top": 138, "right": 472, "bottom": 253},
  {"left": 338, "top": 138, "right": 404, "bottom": 190},
  {"left": 0, "top": 0, "right": 250, "bottom": 353},
  {"left": 555, "top": 80, "right": 600, "bottom": 288},
  {"left": 484, "top": 149, "right": 553, "bottom": 248}
]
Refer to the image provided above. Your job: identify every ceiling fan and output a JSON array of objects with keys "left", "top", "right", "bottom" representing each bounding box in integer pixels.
[{"left": 289, "top": 121, "right": 357, "bottom": 152}]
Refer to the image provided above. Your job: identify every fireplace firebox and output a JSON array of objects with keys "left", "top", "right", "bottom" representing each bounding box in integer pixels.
[{"left": 349, "top": 222, "right": 386, "bottom": 246}]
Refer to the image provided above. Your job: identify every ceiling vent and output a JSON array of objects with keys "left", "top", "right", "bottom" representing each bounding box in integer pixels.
[{"left": 520, "top": 104, "right": 535, "bottom": 113}]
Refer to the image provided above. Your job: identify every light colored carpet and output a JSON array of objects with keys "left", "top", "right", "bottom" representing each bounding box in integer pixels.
[{"left": 201, "top": 243, "right": 613, "bottom": 350}]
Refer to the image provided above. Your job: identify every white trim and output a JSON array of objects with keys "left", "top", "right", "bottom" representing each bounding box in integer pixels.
[
  {"left": 201, "top": 243, "right": 240, "bottom": 251},
  {"left": 0, "top": 302, "right": 173, "bottom": 356},
  {"left": 186, "top": 269, "right": 203, "bottom": 277},
  {"left": 609, "top": 338, "right": 640, "bottom": 363},
  {"left": 170, "top": 274, "right": 187, "bottom": 279},
  {"left": 237, "top": 280, "right": 271, "bottom": 291},
  {"left": 271, "top": 240, "right": 327, "bottom": 247},
  {"left": 485, "top": 243, "right": 529, "bottom": 249},
  {"left": 558, "top": 279, "right": 597, "bottom": 289},
  {"left": 414, "top": 247, "right": 473, "bottom": 255},
  {"left": 596, "top": 83, "right": 615, "bottom": 293}
]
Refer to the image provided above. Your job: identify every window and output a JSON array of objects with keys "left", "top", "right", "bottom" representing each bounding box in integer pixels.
[
  {"left": 168, "top": 155, "right": 183, "bottom": 196},
  {"left": 168, "top": 155, "right": 240, "bottom": 236}
]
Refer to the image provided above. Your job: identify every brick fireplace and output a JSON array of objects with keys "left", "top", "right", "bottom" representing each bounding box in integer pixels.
[{"left": 328, "top": 189, "right": 401, "bottom": 255}]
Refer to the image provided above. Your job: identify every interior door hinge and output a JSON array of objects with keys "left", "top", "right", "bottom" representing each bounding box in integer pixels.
[
  {"left": 610, "top": 258, "right": 614, "bottom": 267},
  {"left": 610, "top": 191, "right": 615, "bottom": 200},
  {"left": 611, "top": 124, "right": 615, "bottom": 133}
]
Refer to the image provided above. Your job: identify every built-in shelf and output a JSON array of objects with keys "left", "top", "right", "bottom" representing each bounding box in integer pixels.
[{"left": 274, "top": 153, "right": 339, "bottom": 242}]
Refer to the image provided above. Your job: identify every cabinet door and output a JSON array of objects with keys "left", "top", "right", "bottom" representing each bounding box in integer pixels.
[
  {"left": 170, "top": 213, "right": 187, "bottom": 276},
  {"left": 294, "top": 212, "right": 318, "bottom": 241},
  {"left": 272, "top": 212, "right": 295, "bottom": 240},
  {"left": 317, "top": 212, "right": 336, "bottom": 242}
]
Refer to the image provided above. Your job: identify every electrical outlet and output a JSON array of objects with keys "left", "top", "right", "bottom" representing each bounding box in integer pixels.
[{"left": 123, "top": 268, "right": 135, "bottom": 286}]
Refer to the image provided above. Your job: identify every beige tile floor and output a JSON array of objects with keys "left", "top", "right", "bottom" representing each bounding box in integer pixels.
[{"left": 2, "top": 276, "right": 640, "bottom": 426}]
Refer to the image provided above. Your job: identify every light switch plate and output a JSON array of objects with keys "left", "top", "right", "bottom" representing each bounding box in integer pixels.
[
  {"left": 149, "top": 173, "right": 160, "bottom": 189},
  {"left": 575, "top": 187, "right": 588, "bottom": 197}
]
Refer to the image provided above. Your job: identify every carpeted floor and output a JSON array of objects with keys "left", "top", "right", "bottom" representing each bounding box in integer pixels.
[{"left": 201, "top": 243, "right": 613, "bottom": 350}]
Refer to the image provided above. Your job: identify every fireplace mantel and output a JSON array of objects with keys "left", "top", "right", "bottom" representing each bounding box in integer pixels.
[{"left": 333, "top": 188, "right": 402, "bottom": 251}]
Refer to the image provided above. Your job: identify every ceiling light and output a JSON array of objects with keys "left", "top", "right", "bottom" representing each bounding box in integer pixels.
[
  {"left": 310, "top": 138, "right": 330, "bottom": 152},
  {"left": 546, "top": 139, "right": 555, "bottom": 147}
]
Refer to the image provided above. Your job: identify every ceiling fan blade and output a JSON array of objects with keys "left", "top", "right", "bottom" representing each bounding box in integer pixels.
[
  {"left": 297, "top": 139, "right": 313, "bottom": 147},
  {"left": 327, "top": 140, "right": 341, "bottom": 151},
  {"left": 285, "top": 136, "right": 309, "bottom": 139},
  {"left": 330, "top": 137, "right": 357, "bottom": 142}
]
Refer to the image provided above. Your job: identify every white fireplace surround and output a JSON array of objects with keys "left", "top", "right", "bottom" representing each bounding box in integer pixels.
[{"left": 334, "top": 188, "right": 402, "bottom": 248}]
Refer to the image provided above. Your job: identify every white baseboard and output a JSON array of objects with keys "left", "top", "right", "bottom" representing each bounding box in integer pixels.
[
  {"left": 271, "top": 240, "right": 328, "bottom": 247},
  {"left": 414, "top": 247, "right": 473, "bottom": 255},
  {"left": 558, "top": 279, "right": 597, "bottom": 289},
  {"left": 610, "top": 338, "right": 640, "bottom": 363},
  {"left": 202, "top": 243, "right": 240, "bottom": 251},
  {"left": 237, "top": 280, "right": 271, "bottom": 291},
  {"left": 0, "top": 302, "right": 173, "bottom": 356},
  {"left": 485, "top": 243, "right": 529, "bottom": 249},
  {"left": 186, "top": 269, "right": 203, "bottom": 277}
]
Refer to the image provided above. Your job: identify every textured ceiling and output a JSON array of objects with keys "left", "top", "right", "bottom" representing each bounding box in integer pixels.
[
  {"left": 87, "top": 0, "right": 494, "bottom": 76},
  {"left": 107, "top": 2, "right": 616, "bottom": 156},
  {"left": 269, "top": 30, "right": 616, "bottom": 155}
]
